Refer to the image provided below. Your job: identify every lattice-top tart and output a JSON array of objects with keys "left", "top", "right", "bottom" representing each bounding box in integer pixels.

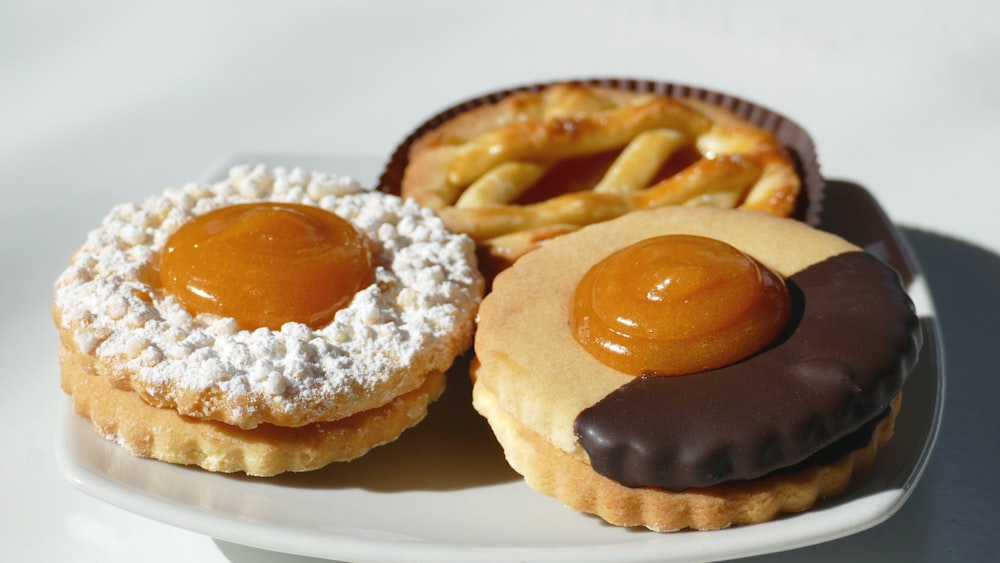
[{"left": 395, "top": 81, "right": 813, "bottom": 277}]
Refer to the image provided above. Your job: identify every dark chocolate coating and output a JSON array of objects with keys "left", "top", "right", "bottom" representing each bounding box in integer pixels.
[{"left": 573, "top": 251, "right": 922, "bottom": 490}]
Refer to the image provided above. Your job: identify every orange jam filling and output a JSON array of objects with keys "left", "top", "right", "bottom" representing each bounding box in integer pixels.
[
  {"left": 159, "top": 202, "right": 375, "bottom": 330},
  {"left": 571, "top": 234, "right": 790, "bottom": 376}
]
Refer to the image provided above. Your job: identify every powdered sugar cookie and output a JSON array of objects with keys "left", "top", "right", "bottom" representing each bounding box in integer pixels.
[{"left": 54, "top": 164, "right": 483, "bottom": 475}]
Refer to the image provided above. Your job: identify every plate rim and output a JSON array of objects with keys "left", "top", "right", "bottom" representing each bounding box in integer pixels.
[
  {"left": 54, "top": 316, "right": 945, "bottom": 563},
  {"left": 54, "top": 156, "right": 946, "bottom": 563}
]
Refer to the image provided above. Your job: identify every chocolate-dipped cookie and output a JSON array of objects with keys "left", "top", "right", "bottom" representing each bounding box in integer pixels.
[{"left": 470, "top": 205, "right": 920, "bottom": 531}]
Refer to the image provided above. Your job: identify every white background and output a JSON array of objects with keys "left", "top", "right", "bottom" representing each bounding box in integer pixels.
[{"left": 3, "top": 1, "right": 998, "bottom": 561}]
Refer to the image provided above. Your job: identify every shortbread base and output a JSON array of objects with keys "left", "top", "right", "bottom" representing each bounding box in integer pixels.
[
  {"left": 472, "top": 381, "right": 899, "bottom": 532},
  {"left": 60, "top": 340, "right": 445, "bottom": 477}
]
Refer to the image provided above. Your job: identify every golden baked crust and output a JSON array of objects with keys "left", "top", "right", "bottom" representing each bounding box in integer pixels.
[
  {"left": 59, "top": 323, "right": 445, "bottom": 476},
  {"left": 470, "top": 205, "right": 904, "bottom": 530},
  {"left": 474, "top": 382, "right": 899, "bottom": 531},
  {"left": 401, "top": 83, "right": 801, "bottom": 273}
]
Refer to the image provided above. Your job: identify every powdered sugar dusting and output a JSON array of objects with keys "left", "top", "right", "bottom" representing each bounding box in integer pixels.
[{"left": 54, "top": 164, "right": 483, "bottom": 428}]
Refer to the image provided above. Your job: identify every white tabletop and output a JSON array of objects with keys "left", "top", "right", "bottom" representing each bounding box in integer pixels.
[{"left": 3, "top": 1, "right": 998, "bottom": 561}]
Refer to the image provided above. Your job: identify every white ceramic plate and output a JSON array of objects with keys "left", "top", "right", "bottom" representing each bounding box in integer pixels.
[{"left": 55, "top": 157, "right": 945, "bottom": 563}]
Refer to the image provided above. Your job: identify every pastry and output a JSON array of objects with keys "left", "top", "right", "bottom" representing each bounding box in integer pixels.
[
  {"left": 398, "top": 82, "right": 804, "bottom": 276},
  {"left": 54, "top": 164, "right": 484, "bottom": 475},
  {"left": 471, "top": 205, "right": 921, "bottom": 530}
]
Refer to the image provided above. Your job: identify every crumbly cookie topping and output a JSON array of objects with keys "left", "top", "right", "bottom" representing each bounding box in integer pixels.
[{"left": 54, "top": 164, "right": 483, "bottom": 428}]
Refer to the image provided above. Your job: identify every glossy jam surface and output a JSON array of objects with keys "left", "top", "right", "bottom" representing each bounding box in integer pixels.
[
  {"left": 160, "top": 202, "right": 375, "bottom": 330},
  {"left": 570, "top": 234, "right": 790, "bottom": 375}
]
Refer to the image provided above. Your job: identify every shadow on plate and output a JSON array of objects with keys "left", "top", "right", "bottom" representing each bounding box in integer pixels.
[
  {"left": 227, "top": 352, "right": 520, "bottom": 492},
  {"left": 735, "top": 226, "right": 1000, "bottom": 562},
  {"left": 214, "top": 540, "right": 338, "bottom": 563}
]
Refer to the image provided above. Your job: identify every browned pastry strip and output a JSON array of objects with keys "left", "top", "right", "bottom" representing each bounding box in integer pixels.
[{"left": 402, "top": 83, "right": 802, "bottom": 273}]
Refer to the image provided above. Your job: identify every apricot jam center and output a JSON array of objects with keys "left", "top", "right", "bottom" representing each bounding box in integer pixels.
[
  {"left": 571, "top": 234, "right": 790, "bottom": 376},
  {"left": 160, "top": 202, "right": 375, "bottom": 330}
]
